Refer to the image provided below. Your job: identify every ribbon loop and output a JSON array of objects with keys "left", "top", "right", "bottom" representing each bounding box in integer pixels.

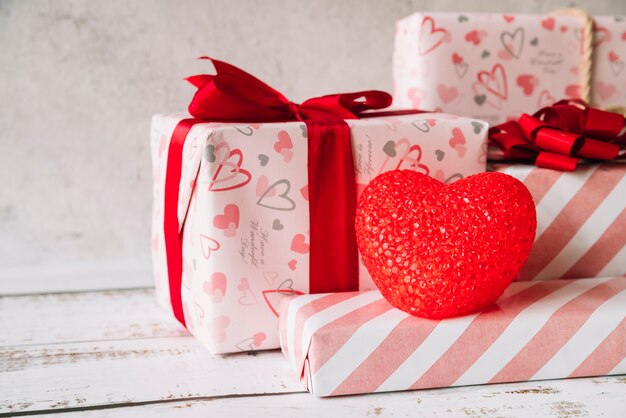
[
  {"left": 519, "top": 114, "right": 551, "bottom": 140},
  {"left": 583, "top": 107, "right": 624, "bottom": 138},
  {"left": 535, "top": 152, "right": 579, "bottom": 171},
  {"left": 578, "top": 138, "right": 620, "bottom": 160},
  {"left": 534, "top": 129, "right": 581, "bottom": 156},
  {"left": 338, "top": 90, "right": 393, "bottom": 114},
  {"left": 490, "top": 100, "right": 626, "bottom": 171}
]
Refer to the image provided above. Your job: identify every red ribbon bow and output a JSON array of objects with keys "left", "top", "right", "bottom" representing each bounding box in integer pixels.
[
  {"left": 164, "top": 58, "right": 406, "bottom": 327},
  {"left": 186, "top": 57, "right": 393, "bottom": 122},
  {"left": 489, "top": 99, "right": 626, "bottom": 171}
]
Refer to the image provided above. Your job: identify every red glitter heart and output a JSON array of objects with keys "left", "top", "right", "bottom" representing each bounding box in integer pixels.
[{"left": 355, "top": 170, "right": 536, "bottom": 319}]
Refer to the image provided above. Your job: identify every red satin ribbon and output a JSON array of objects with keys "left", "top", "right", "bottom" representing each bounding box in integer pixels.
[
  {"left": 164, "top": 119, "right": 199, "bottom": 326},
  {"left": 489, "top": 99, "right": 626, "bottom": 171},
  {"left": 164, "top": 57, "right": 406, "bottom": 327}
]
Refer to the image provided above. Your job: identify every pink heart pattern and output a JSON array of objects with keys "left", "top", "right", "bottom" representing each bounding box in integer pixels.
[
  {"left": 537, "top": 89, "right": 556, "bottom": 108},
  {"left": 516, "top": 74, "right": 539, "bottom": 96},
  {"left": 290, "top": 234, "right": 310, "bottom": 254},
  {"left": 477, "top": 64, "right": 508, "bottom": 100},
  {"left": 448, "top": 128, "right": 467, "bottom": 157},
  {"left": 437, "top": 84, "right": 459, "bottom": 104},
  {"left": 274, "top": 130, "right": 294, "bottom": 163},
  {"left": 206, "top": 141, "right": 252, "bottom": 192},
  {"left": 418, "top": 16, "right": 448, "bottom": 56},
  {"left": 596, "top": 81, "right": 616, "bottom": 100},
  {"left": 465, "top": 30, "right": 486, "bottom": 45},
  {"left": 256, "top": 175, "right": 276, "bottom": 197},
  {"left": 203, "top": 272, "right": 227, "bottom": 303},
  {"left": 235, "top": 332, "right": 267, "bottom": 352},
  {"left": 213, "top": 204, "right": 240, "bottom": 238},
  {"left": 199, "top": 235, "right": 220, "bottom": 259},
  {"left": 237, "top": 277, "right": 258, "bottom": 306},
  {"left": 379, "top": 138, "right": 430, "bottom": 174}
]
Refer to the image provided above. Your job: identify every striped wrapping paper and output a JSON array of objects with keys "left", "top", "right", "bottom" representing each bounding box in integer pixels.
[
  {"left": 279, "top": 277, "right": 626, "bottom": 397},
  {"left": 493, "top": 164, "right": 626, "bottom": 281}
]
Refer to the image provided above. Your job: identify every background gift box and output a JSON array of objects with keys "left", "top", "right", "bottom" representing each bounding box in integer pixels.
[{"left": 393, "top": 11, "right": 626, "bottom": 125}]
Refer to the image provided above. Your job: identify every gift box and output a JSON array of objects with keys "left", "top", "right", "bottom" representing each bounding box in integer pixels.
[
  {"left": 393, "top": 12, "right": 626, "bottom": 125},
  {"left": 150, "top": 59, "right": 488, "bottom": 354},
  {"left": 279, "top": 276, "right": 626, "bottom": 397},
  {"left": 492, "top": 163, "right": 626, "bottom": 281}
]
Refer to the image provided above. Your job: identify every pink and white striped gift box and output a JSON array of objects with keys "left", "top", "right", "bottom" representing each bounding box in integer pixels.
[
  {"left": 279, "top": 277, "right": 626, "bottom": 397},
  {"left": 492, "top": 164, "right": 626, "bottom": 281}
]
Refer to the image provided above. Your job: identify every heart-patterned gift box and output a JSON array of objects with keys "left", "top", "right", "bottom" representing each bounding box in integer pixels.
[
  {"left": 393, "top": 12, "right": 626, "bottom": 125},
  {"left": 150, "top": 112, "right": 487, "bottom": 354}
]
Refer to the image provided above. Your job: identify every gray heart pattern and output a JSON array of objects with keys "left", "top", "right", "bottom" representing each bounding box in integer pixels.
[
  {"left": 235, "top": 126, "right": 254, "bottom": 136},
  {"left": 455, "top": 62, "right": 469, "bottom": 79},
  {"left": 412, "top": 120, "right": 430, "bottom": 133},
  {"left": 611, "top": 60, "right": 625, "bottom": 77},
  {"left": 471, "top": 121, "right": 484, "bottom": 134},
  {"left": 383, "top": 140, "right": 397, "bottom": 157},
  {"left": 258, "top": 154, "right": 269, "bottom": 166},
  {"left": 444, "top": 173, "right": 464, "bottom": 184},
  {"left": 256, "top": 179, "right": 296, "bottom": 211},
  {"left": 501, "top": 27, "right": 524, "bottom": 59},
  {"left": 277, "top": 279, "right": 296, "bottom": 295}
]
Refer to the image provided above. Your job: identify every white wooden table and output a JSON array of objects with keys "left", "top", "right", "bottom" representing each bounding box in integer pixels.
[{"left": 2, "top": 285, "right": 625, "bottom": 417}]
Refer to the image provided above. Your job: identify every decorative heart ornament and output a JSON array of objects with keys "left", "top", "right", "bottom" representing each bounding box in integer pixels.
[{"left": 355, "top": 170, "right": 536, "bottom": 319}]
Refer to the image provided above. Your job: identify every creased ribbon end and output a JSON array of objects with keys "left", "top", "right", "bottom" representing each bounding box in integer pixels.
[{"left": 185, "top": 74, "right": 213, "bottom": 88}]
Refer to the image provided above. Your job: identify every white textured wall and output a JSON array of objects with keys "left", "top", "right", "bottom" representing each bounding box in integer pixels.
[{"left": 1, "top": 0, "right": 625, "bottom": 287}]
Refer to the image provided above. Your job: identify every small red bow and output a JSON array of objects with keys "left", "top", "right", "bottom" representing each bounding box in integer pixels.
[
  {"left": 489, "top": 99, "right": 626, "bottom": 171},
  {"left": 186, "top": 57, "right": 393, "bottom": 123}
]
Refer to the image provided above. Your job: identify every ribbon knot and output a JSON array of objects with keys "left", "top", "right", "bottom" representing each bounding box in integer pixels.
[
  {"left": 287, "top": 101, "right": 301, "bottom": 120},
  {"left": 489, "top": 99, "right": 626, "bottom": 171}
]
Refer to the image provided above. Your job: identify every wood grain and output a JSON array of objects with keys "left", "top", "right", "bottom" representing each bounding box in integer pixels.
[
  {"left": 0, "top": 261, "right": 152, "bottom": 296},
  {"left": 0, "top": 288, "right": 186, "bottom": 346},
  {"left": 1, "top": 337, "right": 303, "bottom": 415},
  {"left": 13, "top": 377, "right": 626, "bottom": 418}
]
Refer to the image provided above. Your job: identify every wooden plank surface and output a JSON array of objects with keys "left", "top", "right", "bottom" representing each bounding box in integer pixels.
[
  {"left": 12, "top": 377, "right": 626, "bottom": 418},
  {"left": 1, "top": 286, "right": 624, "bottom": 417},
  {"left": 0, "top": 260, "right": 152, "bottom": 295},
  {"left": 0, "top": 289, "right": 303, "bottom": 415},
  {"left": 1, "top": 338, "right": 303, "bottom": 415},
  {"left": 0, "top": 288, "right": 187, "bottom": 346}
]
